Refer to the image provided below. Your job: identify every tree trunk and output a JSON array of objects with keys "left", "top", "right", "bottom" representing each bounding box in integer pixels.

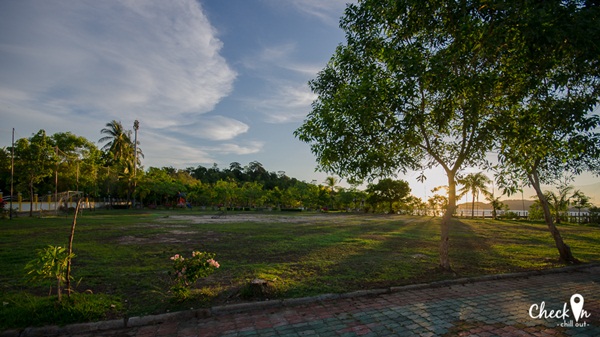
[
  {"left": 439, "top": 171, "right": 456, "bottom": 271},
  {"left": 66, "top": 199, "right": 82, "bottom": 298},
  {"left": 471, "top": 194, "right": 475, "bottom": 218},
  {"left": 528, "top": 172, "right": 578, "bottom": 264}
]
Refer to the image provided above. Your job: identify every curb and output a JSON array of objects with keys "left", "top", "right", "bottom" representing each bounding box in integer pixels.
[{"left": 3, "top": 262, "right": 599, "bottom": 337}]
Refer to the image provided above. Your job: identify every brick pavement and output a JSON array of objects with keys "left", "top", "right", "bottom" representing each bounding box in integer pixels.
[{"left": 4, "top": 265, "right": 600, "bottom": 337}]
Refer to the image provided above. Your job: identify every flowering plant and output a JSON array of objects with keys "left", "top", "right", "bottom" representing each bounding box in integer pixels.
[{"left": 169, "top": 251, "right": 220, "bottom": 297}]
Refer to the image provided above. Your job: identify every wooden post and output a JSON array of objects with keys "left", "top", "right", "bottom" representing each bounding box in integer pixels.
[{"left": 66, "top": 198, "right": 83, "bottom": 298}]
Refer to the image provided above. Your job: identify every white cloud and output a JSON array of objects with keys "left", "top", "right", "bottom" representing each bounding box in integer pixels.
[
  {"left": 0, "top": 0, "right": 236, "bottom": 128},
  {"left": 246, "top": 82, "right": 317, "bottom": 124},
  {"left": 243, "top": 42, "right": 322, "bottom": 77},
  {"left": 266, "top": 0, "right": 353, "bottom": 25},
  {"left": 174, "top": 116, "right": 250, "bottom": 141},
  {"left": 137, "top": 130, "right": 215, "bottom": 169},
  {"left": 213, "top": 141, "right": 265, "bottom": 155},
  {"left": 99, "top": 127, "right": 262, "bottom": 169},
  {"left": 239, "top": 42, "right": 321, "bottom": 124}
]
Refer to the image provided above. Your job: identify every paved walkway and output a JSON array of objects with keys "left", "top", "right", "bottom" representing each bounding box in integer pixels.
[{"left": 8, "top": 265, "right": 600, "bottom": 337}]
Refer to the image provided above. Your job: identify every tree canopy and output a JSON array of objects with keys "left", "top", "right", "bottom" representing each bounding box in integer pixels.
[
  {"left": 296, "top": 0, "right": 507, "bottom": 269},
  {"left": 295, "top": 0, "right": 600, "bottom": 267}
]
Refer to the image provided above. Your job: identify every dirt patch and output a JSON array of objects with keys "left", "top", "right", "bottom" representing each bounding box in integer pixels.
[
  {"left": 117, "top": 228, "right": 230, "bottom": 245},
  {"left": 118, "top": 213, "right": 385, "bottom": 245},
  {"left": 155, "top": 213, "right": 372, "bottom": 224}
]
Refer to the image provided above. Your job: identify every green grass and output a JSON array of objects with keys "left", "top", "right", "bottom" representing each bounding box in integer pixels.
[{"left": 1, "top": 210, "right": 599, "bottom": 329}]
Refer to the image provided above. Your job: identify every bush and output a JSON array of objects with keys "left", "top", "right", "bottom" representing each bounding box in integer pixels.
[
  {"left": 169, "top": 251, "right": 220, "bottom": 300},
  {"left": 0, "top": 292, "right": 122, "bottom": 329},
  {"left": 500, "top": 211, "right": 520, "bottom": 220}
]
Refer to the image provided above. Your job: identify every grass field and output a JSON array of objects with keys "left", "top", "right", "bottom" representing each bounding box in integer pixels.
[{"left": 1, "top": 210, "right": 599, "bottom": 329}]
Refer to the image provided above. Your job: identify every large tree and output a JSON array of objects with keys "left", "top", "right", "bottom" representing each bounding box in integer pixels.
[
  {"left": 367, "top": 178, "right": 411, "bottom": 214},
  {"left": 51, "top": 132, "right": 103, "bottom": 195},
  {"left": 492, "top": 0, "right": 600, "bottom": 263},
  {"left": 13, "top": 130, "right": 58, "bottom": 216},
  {"left": 295, "top": 0, "right": 503, "bottom": 270}
]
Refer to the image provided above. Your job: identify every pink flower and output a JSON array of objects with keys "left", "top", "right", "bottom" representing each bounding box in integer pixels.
[
  {"left": 170, "top": 254, "right": 180, "bottom": 260},
  {"left": 207, "top": 259, "right": 220, "bottom": 268}
]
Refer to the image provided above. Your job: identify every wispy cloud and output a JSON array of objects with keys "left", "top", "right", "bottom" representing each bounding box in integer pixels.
[
  {"left": 239, "top": 42, "right": 322, "bottom": 124},
  {"left": 242, "top": 42, "right": 320, "bottom": 77},
  {"left": 174, "top": 116, "right": 250, "bottom": 141},
  {"left": 266, "top": 0, "right": 352, "bottom": 25},
  {"left": 0, "top": 0, "right": 236, "bottom": 127},
  {"left": 246, "top": 82, "right": 317, "bottom": 124},
  {"left": 141, "top": 130, "right": 216, "bottom": 168},
  {"left": 211, "top": 141, "right": 265, "bottom": 155}
]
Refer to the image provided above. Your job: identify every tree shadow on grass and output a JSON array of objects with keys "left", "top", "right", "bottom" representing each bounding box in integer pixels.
[{"left": 274, "top": 216, "right": 504, "bottom": 296}]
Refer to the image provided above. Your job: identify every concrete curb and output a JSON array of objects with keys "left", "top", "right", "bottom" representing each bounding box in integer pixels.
[{"left": 3, "top": 262, "right": 599, "bottom": 337}]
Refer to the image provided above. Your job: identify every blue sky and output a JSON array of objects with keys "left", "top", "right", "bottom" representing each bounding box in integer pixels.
[{"left": 1, "top": 0, "right": 598, "bottom": 202}]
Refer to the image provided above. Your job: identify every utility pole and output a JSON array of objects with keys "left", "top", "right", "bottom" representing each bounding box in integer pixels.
[
  {"left": 10, "top": 128, "right": 14, "bottom": 220},
  {"left": 133, "top": 120, "right": 139, "bottom": 209},
  {"left": 55, "top": 146, "right": 58, "bottom": 213}
]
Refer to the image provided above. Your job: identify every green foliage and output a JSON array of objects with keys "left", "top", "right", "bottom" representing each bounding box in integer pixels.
[
  {"left": 25, "top": 245, "right": 75, "bottom": 301},
  {"left": 500, "top": 211, "right": 520, "bottom": 220},
  {"left": 367, "top": 178, "right": 411, "bottom": 214},
  {"left": 544, "top": 184, "right": 576, "bottom": 224},
  {"left": 13, "top": 130, "right": 59, "bottom": 216},
  {"left": 169, "top": 251, "right": 220, "bottom": 300},
  {"left": 0, "top": 292, "right": 122, "bottom": 329},
  {"left": 294, "top": 0, "right": 511, "bottom": 269},
  {"left": 528, "top": 201, "right": 544, "bottom": 221},
  {"left": 489, "top": 1, "right": 600, "bottom": 263},
  {"left": 589, "top": 206, "right": 600, "bottom": 224},
  {"left": 295, "top": 0, "right": 500, "bottom": 182}
]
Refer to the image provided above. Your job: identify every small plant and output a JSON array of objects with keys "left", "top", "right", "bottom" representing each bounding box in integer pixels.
[
  {"left": 25, "top": 245, "right": 75, "bottom": 302},
  {"left": 169, "top": 251, "right": 220, "bottom": 299}
]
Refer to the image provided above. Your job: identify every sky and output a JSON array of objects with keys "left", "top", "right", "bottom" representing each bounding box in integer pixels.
[{"left": 0, "top": 0, "right": 598, "bottom": 204}]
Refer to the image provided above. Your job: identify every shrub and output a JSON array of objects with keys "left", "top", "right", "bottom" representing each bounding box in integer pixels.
[
  {"left": 25, "top": 245, "right": 75, "bottom": 302},
  {"left": 169, "top": 251, "right": 220, "bottom": 300},
  {"left": 500, "top": 211, "right": 520, "bottom": 220}
]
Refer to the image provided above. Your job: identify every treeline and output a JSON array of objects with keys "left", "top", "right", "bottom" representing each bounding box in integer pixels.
[{"left": 0, "top": 123, "right": 425, "bottom": 214}]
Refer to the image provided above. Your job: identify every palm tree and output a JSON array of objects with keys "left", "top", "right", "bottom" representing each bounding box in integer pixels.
[
  {"left": 99, "top": 120, "right": 144, "bottom": 205},
  {"left": 484, "top": 191, "right": 506, "bottom": 220},
  {"left": 99, "top": 120, "right": 133, "bottom": 164},
  {"left": 458, "top": 172, "right": 492, "bottom": 218},
  {"left": 323, "top": 176, "right": 340, "bottom": 209},
  {"left": 544, "top": 184, "right": 574, "bottom": 224},
  {"left": 571, "top": 190, "right": 591, "bottom": 224}
]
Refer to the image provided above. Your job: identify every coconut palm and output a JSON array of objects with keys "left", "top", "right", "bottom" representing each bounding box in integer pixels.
[
  {"left": 458, "top": 172, "right": 492, "bottom": 218},
  {"left": 99, "top": 120, "right": 144, "bottom": 204},
  {"left": 544, "top": 184, "right": 574, "bottom": 224},
  {"left": 323, "top": 176, "right": 340, "bottom": 209},
  {"left": 484, "top": 191, "right": 506, "bottom": 220},
  {"left": 99, "top": 120, "right": 133, "bottom": 164}
]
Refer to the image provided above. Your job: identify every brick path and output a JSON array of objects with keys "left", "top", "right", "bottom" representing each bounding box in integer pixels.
[{"left": 6, "top": 265, "right": 600, "bottom": 337}]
